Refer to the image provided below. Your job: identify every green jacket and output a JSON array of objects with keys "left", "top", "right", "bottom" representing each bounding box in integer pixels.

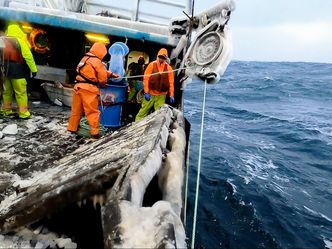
[{"left": 6, "top": 24, "right": 37, "bottom": 73}]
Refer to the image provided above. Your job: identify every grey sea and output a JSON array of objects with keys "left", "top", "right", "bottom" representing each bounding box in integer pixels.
[{"left": 185, "top": 61, "right": 332, "bottom": 249}]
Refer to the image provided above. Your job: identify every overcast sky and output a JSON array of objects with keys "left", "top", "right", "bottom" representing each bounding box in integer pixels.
[{"left": 195, "top": 0, "right": 332, "bottom": 63}]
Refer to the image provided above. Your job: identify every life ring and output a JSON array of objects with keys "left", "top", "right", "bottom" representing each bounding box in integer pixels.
[{"left": 29, "top": 29, "right": 50, "bottom": 54}]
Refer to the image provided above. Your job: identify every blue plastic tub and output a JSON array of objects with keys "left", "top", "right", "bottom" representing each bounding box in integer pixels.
[{"left": 99, "top": 83, "right": 128, "bottom": 127}]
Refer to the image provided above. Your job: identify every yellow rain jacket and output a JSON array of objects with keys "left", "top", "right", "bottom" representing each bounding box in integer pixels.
[
  {"left": 6, "top": 23, "right": 37, "bottom": 74},
  {"left": 2, "top": 23, "right": 37, "bottom": 119}
]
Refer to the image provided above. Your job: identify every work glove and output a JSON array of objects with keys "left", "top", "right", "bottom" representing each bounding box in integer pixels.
[
  {"left": 170, "top": 97, "right": 175, "bottom": 104},
  {"left": 110, "top": 72, "right": 120, "bottom": 79},
  {"left": 144, "top": 93, "right": 151, "bottom": 101},
  {"left": 31, "top": 72, "right": 37, "bottom": 78}
]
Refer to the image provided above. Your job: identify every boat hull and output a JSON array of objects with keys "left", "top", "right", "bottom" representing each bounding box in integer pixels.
[{"left": 42, "top": 82, "right": 73, "bottom": 107}]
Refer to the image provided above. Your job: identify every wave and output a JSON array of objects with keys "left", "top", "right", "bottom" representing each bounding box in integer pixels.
[
  {"left": 324, "top": 239, "right": 332, "bottom": 249},
  {"left": 226, "top": 179, "right": 237, "bottom": 195},
  {"left": 303, "top": 206, "right": 332, "bottom": 223},
  {"left": 263, "top": 76, "right": 275, "bottom": 82},
  {"left": 238, "top": 153, "right": 279, "bottom": 184},
  {"left": 205, "top": 123, "right": 240, "bottom": 141},
  {"left": 214, "top": 105, "right": 332, "bottom": 151}
]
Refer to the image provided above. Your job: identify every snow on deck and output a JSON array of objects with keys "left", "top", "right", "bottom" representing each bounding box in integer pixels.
[
  {"left": 0, "top": 103, "right": 187, "bottom": 248},
  {"left": 0, "top": 103, "right": 84, "bottom": 180}
]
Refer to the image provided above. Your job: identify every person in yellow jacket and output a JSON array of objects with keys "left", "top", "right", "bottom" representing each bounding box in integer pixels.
[
  {"left": 135, "top": 48, "right": 174, "bottom": 121},
  {"left": 2, "top": 23, "right": 37, "bottom": 119}
]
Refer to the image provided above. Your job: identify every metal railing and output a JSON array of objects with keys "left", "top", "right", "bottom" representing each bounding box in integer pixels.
[
  {"left": 1, "top": 0, "right": 191, "bottom": 25},
  {"left": 82, "top": 0, "right": 190, "bottom": 25}
]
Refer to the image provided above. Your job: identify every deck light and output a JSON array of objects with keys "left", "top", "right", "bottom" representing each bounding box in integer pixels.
[
  {"left": 85, "top": 33, "right": 110, "bottom": 44},
  {"left": 21, "top": 23, "right": 33, "bottom": 33}
]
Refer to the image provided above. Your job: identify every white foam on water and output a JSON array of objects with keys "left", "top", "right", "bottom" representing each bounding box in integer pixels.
[
  {"left": 263, "top": 76, "right": 275, "bottom": 81},
  {"left": 314, "top": 126, "right": 332, "bottom": 137},
  {"left": 303, "top": 206, "right": 332, "bottom": 223},
  {"left": 301, "top": 189, "right": 312, "bottom": 197},
  {"left": 185, "top": 109, "right": 199, "bottom": 119},
  {"left": 271, "top": 181, "right": 291, "bottom": 196},
  {"left": 257, "top": 140, "right": 276, "bottom": 150},
  {"left": 243, "top": 176, "right": 250, "bottom": 185},
  {"left": 239, "top": 201, "right": 246, "bottom": 206},
  {"left": 272, "top": 174, "right": 290, "bottom": 183},
  {"left": 307, "top": 125, "right": 332, "bottom": 145},
  {"left": 206, "top": 123, "right": 240, "bottom": 140},
  {"left": 226, "top": 179, "right": 237, "bottom": 194},
  {"left": 324, "top": 238, "right": 332, "bottom": 249},
  {"left": 239, "top": 153, "right": 279, "bottom": 184},
  {"left": 205, "top": 110, "right": 218, "bottom": 120}
]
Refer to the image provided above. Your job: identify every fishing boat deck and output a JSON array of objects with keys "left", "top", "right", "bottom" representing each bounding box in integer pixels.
[
  {"left": 0, "top": 103, "right": 84, "bottom": 180},
  {"left": 0, "top": 102, "right": 187, "bottom": 248}
]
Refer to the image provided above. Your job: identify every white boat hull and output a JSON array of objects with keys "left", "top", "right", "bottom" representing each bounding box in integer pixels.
[{"left": 42, "top": 83, "right": 73, "bottom": 107}]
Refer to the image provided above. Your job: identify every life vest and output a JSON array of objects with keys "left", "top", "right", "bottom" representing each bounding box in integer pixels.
[
  {"left": 3, "top": 37, "right": 25, "bottom": 64},
  {"left": 76, "top": 54, "right": 99, "bottom": 85},
  {"left": 148, "top": 62, "right": 169, "bottom": 92}
]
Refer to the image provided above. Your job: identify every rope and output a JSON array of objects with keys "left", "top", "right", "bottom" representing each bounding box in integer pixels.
[
  {"left": 99, "top": 94, "right": 106, "bottom": 127},
  {"left": 111, "top": 66, "right": 190, "bottom": 81},
  {"left": 191, "top": 79, "right": 207, "bottom": 249},
  {"left": 77, "top": 117, "right": 107, "bottom": 138},
  {"left": 77, "top": 95, "right": 107, "bottom": 138}
]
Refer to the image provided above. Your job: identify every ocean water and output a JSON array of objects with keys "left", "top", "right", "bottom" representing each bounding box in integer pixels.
[{"left": 184, "top": 61, "right": 332, "bottom": 249}]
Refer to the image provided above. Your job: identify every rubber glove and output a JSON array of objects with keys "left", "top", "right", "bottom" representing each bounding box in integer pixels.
[
  {"left": 109, "top": 72, "right": 120, "bottom": 79},
  {"left": 170, "top": 97, "right": 175, "bottom": 104},
  {"left": 144, "top": 93, "right": 151, "bottom": 101}
]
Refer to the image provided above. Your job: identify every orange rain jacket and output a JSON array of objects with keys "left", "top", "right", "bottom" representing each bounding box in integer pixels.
[
  {"left": 68, "top": 42, "right": 113, "bottom": 136},
  {"left": 76, "top": 42, "right": 113, "bottom": 90},
  {"left": 143, "top": 48, "right": 174, "bottom": 97}
]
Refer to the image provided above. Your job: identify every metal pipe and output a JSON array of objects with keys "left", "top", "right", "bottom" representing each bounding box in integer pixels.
[
  {"left": 86, "top": 1, "right": 129, "bottom": 10},
  {"left": 144, "top": 0, "right": 185, "bottom": 8},
  {"left": 133, "top": 0, "right": 140, "bottom": 21},
  {"left": 138, "top": 17, "right": 168, "bottom": 26},
  {"left": 86, "top": 0, "right": 169, "bottom": 22},
  {"left": 139, "top": 10, "right": 172, "bottom": 20}
]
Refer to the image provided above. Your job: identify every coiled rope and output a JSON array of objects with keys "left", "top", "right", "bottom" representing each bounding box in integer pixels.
[
  {"left": 191, "top": 79, "right": 207, "bottom": 249},
  {"left": 77, "top": 117, "right": 107, "bottom": 138}
]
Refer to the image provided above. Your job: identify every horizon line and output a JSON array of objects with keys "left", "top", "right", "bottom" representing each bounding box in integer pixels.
[{"left": 231, "top": 59, "right": 332, "bottom": 65}]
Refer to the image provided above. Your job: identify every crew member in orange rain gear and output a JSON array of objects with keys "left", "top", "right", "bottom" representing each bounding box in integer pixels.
[
  {"left": 135, "top": 48, "right": 174, "bottom": 121},
  {"left": 68, "top": 42, "right": 119, "bottom": 139}
]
